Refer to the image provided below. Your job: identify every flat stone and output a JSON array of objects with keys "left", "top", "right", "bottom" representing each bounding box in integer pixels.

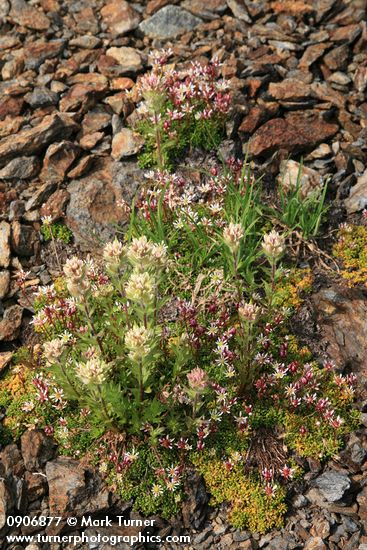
[
  {"left": 67, "top": 155, "right": 94, "bottom": 179},
  {"left": 0, "top": 221, "right": 11, "bottom": 268},
  {"left": 24, "top": 87, "right": 59, "bottom": 108},
  {"left": 11, "top": 221, "right": 37, "bottom": 257},
  {"left": 40, "top": 189, "right": 70, "bottom": 222},
  {"left": 0, "top": 350, "right": 12, "bottom": 371},
  {"left": 46, "top": 457, "right": 110, "bottom": 534},
  {"left": 268, "top": 78, "right": 312, "bottom": 100},
  {"left": 105, "top": 47, "right": 143, "bottom": 74},
  {"left": 9, "top": 0, "right": 49, "bottom": 30},
  {"left": 354, "top": 66, "right": 367, "bottom": 93},
  {"left": 0, "top": 113, "right": 79, "bottom": 167},
  {"left": 25, "top": 182, "right": 57, "bottom": 211},
  {"left": 0, "top": 96, "right": 23, "bottom": 120},
  {"left": 111, "top": 128, "right": 144, "bottom": 159},
  {"left": 59, "top": 81, "right": 108, "bottom": 112},
  {"left": 21, "top": 430, "right": 57, "bottom": 471},
  {"left": 0, "top": 304, "right": 23, "bottom": 341},
  {"left": 0, "top": 156, "right": 39, "bottom": 180},
  {"left": 248, "top": 114, "right": 339, "bottom": 157},
  {"left": 278, "top": 159, "right": 323, "bottom": 198},
  {"left": 330, "top": 23, "right": 362, "bottom": 43},
  {"left": 0, "top": 116, "right": 23, "bottom": 139},
  {"left": 69, "top": 35, "right": 102, "bottom": 49},
  {"left": 0, "top": 271, "right": 10, "bottom": 299},
  {"left": 0, "top": 479, "right": 14, "bottom": 530},
  {"left": 182, "top": 0, "right": 227, "bottom": 19},
  {"left": 304, "top": 538, "right": 327, "bottom": 550},
  {"left": 298, "top": 42, "right": 329, "bottom": 69},
  {"left": 139, "top": 5, "right": 202, "bottom": 39},
  {"left": 345, "top": 169, "right": 367, "bottom": 213},
  {"left": 323, "top": 44, "right": 349, "bottom": 71},
  {"left": 40, "top": 141, "right": 80, "bottom": 184},
  {"left": 101, "top": 0, "right": 140, "bottom": 36},
  {"left": 66, "top": 158, "right": 143, "bottom": 249},
  {"left": 23, "top": 39, "right": 65, "bottom": 71},
  {"left": 314, "top": 471, "right": 350, "bottom": 502},
  {"left": 226, "top": 0, "right": 252, "bottom": 22}
]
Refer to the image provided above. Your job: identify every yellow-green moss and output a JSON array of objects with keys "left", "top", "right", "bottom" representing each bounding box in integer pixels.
[{"left": 333, "top": 225, "right": 367, "bottom": 287}]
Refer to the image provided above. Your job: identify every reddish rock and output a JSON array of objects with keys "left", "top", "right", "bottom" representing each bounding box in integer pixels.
[
  {"left": 66, "top": 158, "right": 143, "bottom": 248},
  {"left": 67, "top": 155, "right": 94, "bottom": 179},
  {"left": 40, "top": 141, "right": 80, "bottom": 183},
  {"left": 248, "top": 115, "right": 339, "bottom": 157},
  {"left": 0, "top": 116, "right": 23, "bottom": 138},
  {"left": 311, "top": 286, "right": 367, "bottom": 377},
  {"left": 82, "top": 111, "right": 111, "bottom": 135},
  {"left": 0, "top": 96, "right": 23, "bottom": 120},
  {"left": 311, "top": 81, "right": 346, "bottom": 108},
  {"left": 45, "top": 457, "right": 110, "bottom": 534},
  {"left": 268, "top": 78, "right": 312, "bottom": 100},
  {"left": 25, "top": 471, "right": 47, "bottom": 503},
  {"left": 0, "top": 272, "right": 10, "bottom": 299},
  {"left": 298, "top": 42, "right": 330, "bottom": 69},
  {"left": 79, "top": 131, "right": 104, "bottom": 150},
  {"left": 330, "top": 23, "right": 362, "bottom": 43},
  {"left": 0, "top": 480, "right": 14, "bottom": 530},
  {"left": 21, "top": 430, "right": 57, "bottom": 471},
  {"left": 111, "top": 77, "right": 135, "bottom": 91},
  {"left": 146, "top": 0, "right": 173, "bottom": 15},
  {"left": 354, "top": 66, "right": 367, "bottom": 92},
  {"left": 238, "top": 106, "right": 266, "bottom": 134},
  {"left": 101, "top": 0, "right": 140, "bottom": 36},
  {"left": 0, "top": 444, "right": 25, "bottom": 477},
  {"left": 0, "top": 304, "right": 23, "bottom": 341},
  {"left": 323, "top": 44, "right": 349, "bottom": 70},
  {"left": 23, "top": 39, "right": 65, "bottom": 71},
  {"left": 0, "top": 221, "right": 11, "bottom": 268},
  {"left": 111, "top": 129, "right": 144, "bottom": 159},
  {"left": 0, "top": 113, "right": 79, "bottom": 166},
  {"left": 40, "top": 189, "right": 70, "bottom": 222},
  {"left": 9, "top": 0, "right": 50, "bottom": 30},
  {"left": 11, "top": 221, "right": 37, "bottom": 257},
  {"left": 59, "top": 81, "right": 109, "bottom": 113}
]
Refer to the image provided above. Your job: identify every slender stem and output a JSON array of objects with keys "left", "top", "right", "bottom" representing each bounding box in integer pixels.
[
  {"left": 50, "top": 230, "right": 62, "bottom": 272},
  {"left": 154, "top": 112, "right": 163, "bottom": 170},
  {"left": 139, "top": 360, "right": 144, "bottom": 402},
  {"left": 83, "top": 301, "right": 105, "bottom": 356}
]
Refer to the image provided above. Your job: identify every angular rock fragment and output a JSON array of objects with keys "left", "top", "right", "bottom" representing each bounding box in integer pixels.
[
  {"left": 40, "top": 141, "right": 80, "bottom": 183},
  {"left": 278, "top": 160, "right": 323, "bottom": 198},
  {"left": 101, "top": 0, "right": 140, "bottom": 35},
  {"left": 111, "top": 129, "right": 144, "bottom": 159},
  {"left": 9, "top": 0, "right": 49, "bottom": 30},
  {"left": 0, "top": 304, "right": 23, "bottom": 341},
  {"left": 139, "top": 5, "right": 202, "bottom": 39},
  {"left": 345, "top": 169, "right": 367, "bottom": 213},
  {"left": 0, "top": 156, "right": 39, "bottom": 180},
  {"left": 313, "top": 471, "right": 350, "bottom": 502},
  {"left": 105, "top": 47, "right": 143, "bottom": 74},
  {"left": 0, "top": 271, "right": 10, "bottom": 299},
  {"left": 0, "top": 221, "right": 11, "bottom": 268},
  {"left": 248, "top": 115, "right": 339, "bottom": 157},
  {"left": 0, "top": 113, "right": 79, "bottom": 167}
]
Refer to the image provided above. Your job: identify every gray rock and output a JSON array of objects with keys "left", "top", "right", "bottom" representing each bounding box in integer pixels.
[
  {"left": 313, "top": 471, "right": 350, "bottom": 502},
  {"left": 69, "top": 35, "right": 102, "bottom": 49},
  {"left": 139, "top": 5, "right": 202, "bottom": 39},
  {"left": 25, "top": 87, "right": 59, "bottom": 108},
  {"left": 0, "top": 156, "right": 39, "bottom": 180},
  {"left": 0, "top": 221, "right": 11, "bottom": 268},
  {"left": 345, "top": 169, "right": 367, "bottom": 213}
]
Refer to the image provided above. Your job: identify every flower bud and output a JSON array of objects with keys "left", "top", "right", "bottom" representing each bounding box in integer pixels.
[
  {"left": 238, "top": 303, "right": 261, "bottom": 322},
  {"left": 187, "top": 367, "right": 208, "bottom": 392},
  {"left": 43, "top": 338, "right": 64, "bottom": 365},
  {"left": 76, "top": 358, "right": 109, "bottom": 385},
  {"left": 223, "top": 223, "right": 244, "bottom": 253},
  {"left": 125, "top": 325, "right": 153, "bottom": 362},
  {"left": 262, "top": 230, "right": 285, "bottom": 260},
  {"left": 125, "top": 271, "right": 155, "bottom": 303}
]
